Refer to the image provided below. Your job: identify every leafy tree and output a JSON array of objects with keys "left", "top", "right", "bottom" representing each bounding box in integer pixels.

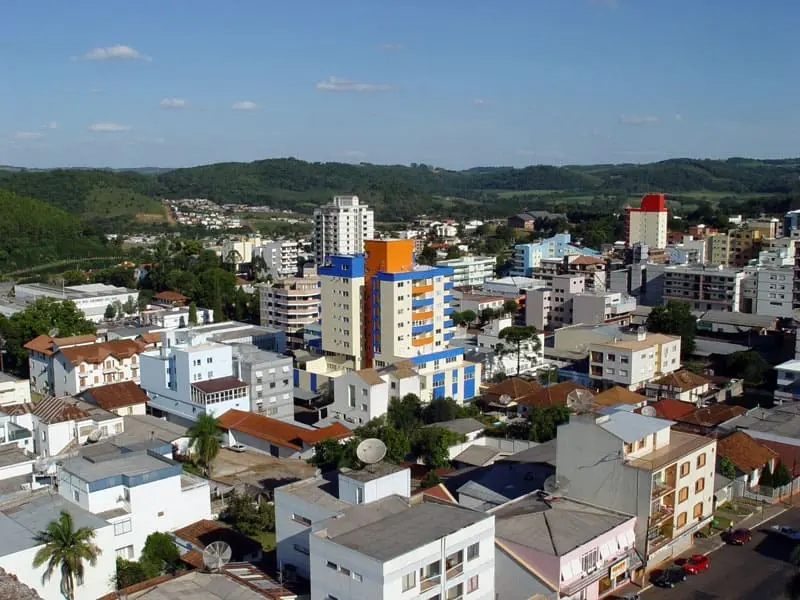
[
  {"left": 646, "top": 300, "right": 697, "bottom": 355},
  {"left": 497, "top": 325, "right": 542, "bottom": 376},
  {"left": 719, "top": 456, "right": 736, "bottom": 479},
  {"left": 60, "top": 270, "right": 88, "bottom": 286},
  {"left": 222, "top": 491, "right": 275, "bottom": 536},
  {"left": 528, "top": 405, "right": 570, "bottom": 443},
  {"left": 445, "top": 246, "right": 463, "bottom": 259},
  {"left": 310, "top": 438, "right": 359, "bottom": 471},
  {"left": 479, "top": 308, "right": 501, "bottom": 323},
  {"left": 502, "top": 299, "right": 519, "bottom": 316},
  {"left": 122, "top": 296, "right": 138, "bottom": 315},
  {"left": 423, "top": 397, "right": 461, "bottom": 424},
  {"left": 356, "top": 417, "right": 411, "bottom": 462},
  {"left": 32, "top": 510, "right": 101, "bottom": 600},
  {"left": 759, "top": 464, "right": 774, "bottom": 488},
  {"left": 115, "top": 557, "right": 153, "bottom": 589},
  {"left": 140, "top": 532, "right": 181, "bottom": 575},
  {"left": 418, "top": 245, "right": 438, "bottom": 265},
  {"left": 773, "top": 461, "right": 792, "bottom": 487},
  {"left": 421, "top": 470, "right": 442, "bottom": 488},
  {"left": 460, "top": 309, "right": 476, "bottom": 325},
  {"left": 722, "top": 350, "right": 769, "bottom": 386},
  {"left": 187, "top": 413, "right": 222, "bottom": 477},
  {"left": 415, "top": 427, "right": 463, "bottom": 468},
  {"left": 104, "top": 304, "right": 116, "bottom": 320},
  {"left": 387, "top": 394, "right": 423, "bottom": 432},
  {"left": 188, "top": 301, "right": 198, "bottom": 325}
]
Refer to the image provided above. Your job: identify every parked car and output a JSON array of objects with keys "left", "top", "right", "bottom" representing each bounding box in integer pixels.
[
  {"left": 228, "top": 443, "right": 247, "bottom": 453},
  {"left": 683, "top": 554, "right": 710, "bottom": 574},
  {"left": 724, "top": 528, "right": 752, "bottom": 545},
  {"left": 769, "top": 525, "right": 800, "bottom": 540},
  {"left": 653, "top": 567, "right": 687, "bottom": 588}
]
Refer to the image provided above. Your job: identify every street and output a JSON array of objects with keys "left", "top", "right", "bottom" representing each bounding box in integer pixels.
[{"left": 642, "top": 507, "right": 800, "bottom": 600}]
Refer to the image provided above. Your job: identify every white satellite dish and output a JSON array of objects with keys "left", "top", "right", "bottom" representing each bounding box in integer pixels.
[
  {"left": 543, "top": 474, "right": 570, "bottom": 496},
  {"left": 202, "top": 541, "right": 232, "bottom": 572},
  {"left": 48, "top": 328, "right": 60, "bottom": 338},
  {"left": 641, "top": 406, "right": 657, "bottom": 417},
  {"left": 566, "top": 389, "right": 595, "bottom": 414},
  {"left": 356, "top": 438, "right": 387, "bottom": 465},
  {"left": 86, "top": 429, "right": 103, "bottom": 443},
  {"left": 498, "top": 394, "right": 512, "bottom": 406}
]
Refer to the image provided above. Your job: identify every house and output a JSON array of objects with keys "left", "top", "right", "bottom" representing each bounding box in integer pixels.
[
  {"left": 81, "top": 381, "right": 148, "bottom": 416},
  {"left": 0, "top": 374, "right": 31, "bottom": 406},
  {"left": 139, "top": 305, "right": 214, "bottom": 328},
  {"left": 589, "top": 331, "right": 682, "bottom": 391},
  {"left": 173, "top": 519, "right": 263, "bottom": 564},
  {"left": 492, "top": 492, "right": 639, "bottom": 600},
  {"left": 0, "top": 446, "right": 40, "bottom": 504},
  {"left": 309, "top": 495, "right": 495, "bottom": 600},
  {"left": 716, "top": 431, "right": 779, "bottom": 497},
  {"left": 217, "top": 409, "right": 352, "bottom": 459},
  {"left": 151, "top": 290, "right": 188, "bottom": 308},
  {"left": 481, "top": 377, "right": 542, "bottom": 413},
  {"left": 593, "top": 386, "right": 647, "bottom": 409},
  {"left": 517, "top": 381, "right": 589, "bottom": 414},
  {"left": 275, "top": 464, "right": 411, "bottom": 580},
  {"left": 671, "top": 404, "right": 747, "bottom": 437},
  {"left": 23, "top": 334, "right": 98, "bottom": 395},
  {"left": 508, "top": 213, "right": 537, "bottom": 230},
  {"left": 645, "top": 370, "right": 712, "bottom": 405},
  {"left": 425, "top": 418, "right": 485, "bottom": 442},
  {"left": 646, "top": 398, "right": 697, "bottom": 421},
  {"left": 0, "top": 494, "right": 116, "bottom": 600},
  {"left": 557, "top": 408, "right": 717, "bottom": 567}
]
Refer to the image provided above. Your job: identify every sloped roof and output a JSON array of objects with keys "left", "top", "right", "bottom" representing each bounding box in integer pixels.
[
  {"left": 23, "top": 334, "right": 97, "bottom": 356},
  {"left": 569, "top": 255, "right": 605, "bottom": 266},
  {"left": 137, "top": 332, "right": 162, "bottom": 345},
  {"left": 354, "top": 368, "right": 384, "bottom": 386},
  {"left": 152, "top": 290, "right": 188, "bottom": 302},
  {"left": 645, "top": 398, "right": 695, "bottom": 421},
  {"left": 651, "top": 369, "right": 710, "bottom": 391},
  {"left": 759, "top": 440, "right": 800, "bottom": 476},
  {"left": 484, "top": 377, "right": 541, "bottom": 401},
  {"left": 678, "top": 404, "right": 746, "bottom": 427},
  {"left": 191, "top": 376, "right": 247, "bottom": 394},
  {"left": 594, "top": 386, "right": 646, "bottom": 407},
  {"left": 83, "top": 381, "right": 148, "bottom": 410},
  {"left": 173, "top": 519, "right": 261, "bottom": 560},
  {"left": 59, "top": 339, "right": 145, "bottom": 366},
  {"left": 32, "top": 396, "right": 91, "bottom": 424},
  {"left": 218, "top": 409, "right": 351, "bottom": 451},
  {"left": 517, "top": 382, "right": 588, "bottom": 409},
  {"left": 453, "top": 445, "right": 502, "bottom": 467},
  {"left": 0, "top": 568, "right": 43, "bottom": 600},
  {"left": 717, "top": 431, "right": 778, "bottom": 473},
  {"left": 0, "top": 403, "right": 34, "bottom": 416},
  {"left": 412, "top": 483, "right": 457, "bottom": 504}
]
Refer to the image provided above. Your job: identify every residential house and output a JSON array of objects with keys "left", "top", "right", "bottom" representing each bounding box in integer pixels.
[
  {"left": 492, "top": 492, "right": 639, "bottom": 600},
  {"left": 516, "top": 382, "right": 589, "bottom": 415},
  {"left": 151, "top": 291, "right": 188, "bottom": 308},
  {"left": 716, "top": 432, "right": 778, "bottom": 497},
  {"left": 645, "top": 370, "right": 712, "bottom": 405},
  {"left": 593, "top": 386, "right": 647, "bottom": 409},
  {"left": 450, "top": 291, "right": 505, "bottom": 317},
  {"left": 670, "top": 404, "right": 747, "bottom": 437},
  {"left": 58, "top": 442, "right": 211, "bottom": 560},
  {"left": 589, "top": 331, "right": 681, "bottom": 391},
  {"left": 23, "top": 334, "right": 98, "bottom": 395},
  {"left": 217, "top": 409, "right": 352, "bottom": 459},
  {"left": 310, "top": 496, "right": 495, "bottom": 600},
  {"left": 557, "top": 409, "right": 717, "bottom": 567},
  {"left": 507, "top": 213, "right": 537, "bottom": 230},
  {"left": 81, "top": 381, "right": 148, "bottom": 416},
  {"left": 0, "top": 494, "right": 116, "bottom": 600},
  {"left": 0, "top": 373, "right": 31, "bottom": 406},
  {"left": 139, "top": 305, "right": 214, "bottom": 328},
  {"left": 173, "top": 519, "right": 263, "bottom": 565},
  {"left": 480, "top": 377, "right": 542, "bottom": 414}
]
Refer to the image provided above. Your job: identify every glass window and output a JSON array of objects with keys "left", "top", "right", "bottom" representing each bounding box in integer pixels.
[
  {"left": 697, "top": 453, "right": 706, "bottom": 468},
  {"left": 695, "top": 478, "right": 705, "bottom": 493},
  {"left": 680, "top": 461, "right": 690, "bottom": 477},
  {"left": 467, "top": 574, "right": 479, "bottom": 593},
  {"left": 326, "top": 561, "right": 337, "bottom": 570},
  {"left": 467, "top": 542, "right": 479, "bottom": 560},
  {"left": 678, "top": 487, "right": 689, "bottom": 503},
  {"left": 693, "top": 502, "right": 704, "bottom": 518},
  {"left": 402, "top": 571, "right": 416, "bottom": 591}
]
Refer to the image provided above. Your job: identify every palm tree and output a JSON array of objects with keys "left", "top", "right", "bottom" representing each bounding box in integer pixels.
[
  {"left": 32, "top": 510, "right": 101, "bottom": 600},
  {"left": 188, "top": 413, "right": 223, "bottom": 477}
]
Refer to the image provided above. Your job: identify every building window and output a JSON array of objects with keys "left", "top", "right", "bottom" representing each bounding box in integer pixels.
[
  {"left": 115, "top": 545, "right": 134, "bottom": 560},
  {"left": 676, "top": 512, "right": 687, "bottom": 528},
  {"left": 292, "top": 544, "right": 309, "bottom": 555},
  {"left": 697, "top": 453, "right": 706, "bottom": 468},
  {"left": 678, "top": 486, "right": 688, "bottom": 503},
  {"left": 73, "top": 490, "right": 80, "bottom": 503},
  {"left": 695, "top": 478, "right": 705, "bottom": 493},
  {"left": 326, "top": 561, "right": 338, "bottom": 570},
  {"left": 113, "top": 519, "right": 132, "bottom": 536},
  {"left": 447, "top": 583, "right": 463, "bottom": 600},
  {"left": 467, "top": 574, "right": 479, "bottom": 593},
  {"left": 352, "top": 572, "right": 362, "bottom": 582},
  {"left": 581, "top": 548, "right": 598, "bottom": 573},
  {"left": 637, "top": 438, "right": 646, "bottom": 450},
  {"left": 467, "top": 542, "right": 479, "bottom": 561},
  {"left": 292, "top": 513, "right": 312, "bottom": 527},
  {"left": 402, "top": 571, "right": 416, "bottom": 591},
  {"left": 693, "top": 502, "right": 704, "bottom": 519},
  {"left": 680, "top": 461, "right": 690, "bottom": 477}
]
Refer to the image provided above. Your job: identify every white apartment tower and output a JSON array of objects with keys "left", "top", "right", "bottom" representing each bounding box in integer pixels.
[{"left": 313, "top": 195, "right": 375, "bottom": 264}]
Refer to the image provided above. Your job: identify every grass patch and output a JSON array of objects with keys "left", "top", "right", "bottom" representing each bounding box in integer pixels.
[
  {"left": 181, "top": 462, "right": 203, "bottom": 476},
  {"left": 83, "top": 186, "right": 163, "bottom": 220},
  {"left": 254, "top": 531, "right": 276, "bottom": 551}
]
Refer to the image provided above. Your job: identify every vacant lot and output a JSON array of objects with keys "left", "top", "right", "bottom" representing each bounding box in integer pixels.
[{"left": 212, "top": 448, "right": 315, "bottom": 493}]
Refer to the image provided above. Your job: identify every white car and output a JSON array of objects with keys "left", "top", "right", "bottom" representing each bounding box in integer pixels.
[
  {"left": 228, "top": 444, "right": 247, "bottom": 453},
  {"left": 769, "top": 525, "right": 800, "bottom": 540}
]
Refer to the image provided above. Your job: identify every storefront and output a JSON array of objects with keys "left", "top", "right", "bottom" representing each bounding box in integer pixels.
[{"left": 599, "top": 555, "right": 637, "bottom": 597}]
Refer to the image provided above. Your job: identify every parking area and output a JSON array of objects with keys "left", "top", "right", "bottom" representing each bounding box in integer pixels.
[
  {"left": 643, "top": 507, "right": 800, "bottom": 600},
  {"left": 211, "top": 448, "right": 316, "bottom": 493}
]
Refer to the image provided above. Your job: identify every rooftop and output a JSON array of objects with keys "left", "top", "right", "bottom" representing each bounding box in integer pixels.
[
  {"left": 698, "top": 310, "right": 779, "bottom": 329},
  {"left": 276, "top": 473, "right": 348, "bottom": 511},
  {"left": 645, "top": 398, "right": 696, "bottom": 421},
  {"left": 111, "top": 568, "right": 295, "bottom": 600},
  {"left": 0, "top": 447, "right": 33, "bottom": 469},
  {"left": 629, "top": 430, "right": 716, "bottom": 471},
  {"left": 692, "top": 338, "right": 751, "bottom": 357},
  {"left": 484, "top": 377, "right": 542, "bottom": 401},
  {"left": 453, "top": 462, "right": 552, "bottom": 510},
  {"left": 593, "top": 386, "right": 647, "bottom": 407},
  {"left": 111, "top": 414, "right": 188, "bottom": 446},
  {"left": 60, "top": 445, "right": 175, "bottom": 483},
  {"left": 192, "top": 376, "right": 247, "bottom": 394},
  {"left": 452, "top": 445, "right": 502, "bottom": 467},
  {"left": 173, "top": 519, "right": 261, "bottom": 560},
  {"left": 218, "top": 409, "right": 351, "bottom": 451},
  {"left": 59, "top": 339, "right": 145, "bottom": 366},
  {"left": 717, "top": 431, "right": 778, "bottom": 473},
  {"left": 423, "top": 418, "right": 484, "bottom": 436},
  {"left": 339, "top": 462, "right": 407, "bottom": 483},
  {"left": 0, "top": 568, "right": 43, "bottom": 600},
  {"left": 82, "top": 381, "right": 149, "bottom": 411},
  {"left": 517, "top": 382, "right": 589, "bottom": 409},
  {"left": 501, "top": 439, "right": 558, "bottom": 467},
  {"left": 31, "top": 396, "right": 91, "bottom": 424},
  {"left": 319, "top": 496, "right": 490, "bottom": 561},
  {"left": 591, "top": 332, "right": 679, "bottom": 351},
  {"left": 677, "top": 404, "right": 747, "bottom": 428},
  {"left": 492, "top": 493, "right": 634, "bottom": 556},
  {"left": 651, "top": 369, "right": 710, "bottom": 391}
]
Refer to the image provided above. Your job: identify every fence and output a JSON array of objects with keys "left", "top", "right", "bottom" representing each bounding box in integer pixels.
[{"left": 740, "top": 476, "right": 800, "bottom": 504}]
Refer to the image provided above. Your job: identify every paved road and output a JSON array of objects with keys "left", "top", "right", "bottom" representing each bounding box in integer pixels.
[{"left": 643, "top": 507, "right": 800, "bottom": 600}]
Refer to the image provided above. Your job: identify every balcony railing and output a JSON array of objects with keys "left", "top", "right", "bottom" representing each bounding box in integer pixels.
[
  {"left": 651, "top": 481, "right": 675, "bottom": 498},
  {"left": 561, "top": 549, "right": 641, "bottom": 597},
  {"left": 446, "top": 563, "right": 463, "bottom": 579},
  {"left": 649, "top": 505, "right": 674, "bottom": 526},
  {"left": 420, "top": 575, "right": 441, "bottom": 592}
]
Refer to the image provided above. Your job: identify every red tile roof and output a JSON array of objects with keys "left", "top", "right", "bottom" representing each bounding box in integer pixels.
[
  {"left": 0, "top": 567, "right": 43, "bottom": 600},
  {"left": 59, "top": 339, "right": 145, "bottom": 366},
  {"left": 152, "top": 290, "right": 188, "bottom": 302},
  {"left": 644, "top": 398, "right": 696, "bottom": 421},
  {"left": 651, "top": 369, "right": 710, "bottom": 392},
  {"left": 173, "top": 519, "right": 262, "bottom": 560},
  {"left": 192, "top": 376, "right": 247, "bottom": 394},
  {"left": 32, "top": 396, "right": 91, "bottom": 424},
  {"left": 0, "top": 403, "right": 33, "bottom": 416},
  {"left": 718, "top": 431, "right": 779, "bottom": 473},
  {"left": 23, "top": 334, "right": 97, "bottom": 356},
  {"left": 83, "top": 381, "right": 148, "bottom": 411},
  {"left": 517, "top": 382, "right": 588, "bottom": 409},
  {"left": 759, "top": 440, "right": 800, "bottom": 477},
  {"left": 678, "top": 404, "right": 746, "bottom": 427},
  {"left": 570, "top": 255, "right": 605, "bottom": 266},
  {"left": 593, "top": 386, "right": 647, "bottom": 407},
  {"left": 412, "top": 483, "right": 457, "bottom": 504},
  {"left": 218, "top": 409, "right": 352, "bottom": 450},
  {"left": 484, "top": 377, "right": 542, "bottom": 402},
  {"left": 137, "top": 332, "right": 162, "bottom": 345}
]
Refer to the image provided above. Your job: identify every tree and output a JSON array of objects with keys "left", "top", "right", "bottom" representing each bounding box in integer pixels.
[
  {"left": 415, "top": 427, "right": 463, "bottom": 468},
  {"left": 387, "top": 394, "right": 423, "bottom": 432},
  {"left": 421, "top": 470, "right": 442, "bottom": 488},
  {"left": 722, "top": 350, "right": 770, "bottom": 386},
  {"left": 774, "top": 461, "right": 792, "bottom": 487},
  {"left": 116, "top": 557, "right": 152, "bottom": 589},
  {"left": 719, "top": 456, "right": 736, "bottom": 479},
  {"left": 356, "top": 418, "right": 411, "bottom": 463},
  {"left": 188, "top": 301, "right": 198, "bottom": 325},
  {"left": 122, "top": 296, "right": 138, "bottom": 315},
  {"left": 646, "top": 300, "right": 697, "bottom": 355},
  {"left": 460, "top": 309, "right": 476, "bottom": 325},
  {"left": 445, "top": 246, "right": 463, "bottom": 260},
  {"left": 502, "top": 299, "right": 519, "bottom": 316},
  {"left": 222, "top": 491, "right": 275, "bottom": 536},
  {"left": 497, "top": 325, "right": 542, "bottom": 376},
  {"left": 309, "top": 438, "right": 359, "bottom": 471},
  {"left": 759, "top": 463, "right": 774, "bottom": 488},
  {"left": 140, "top": 532, "right": 181, "bottom": 575},
  {"left": 104, "top": 304, "right": 116, "bottom": 320},
  {"left": 32, "top": 510, "right": 101, "bottom": 600},
  {"left": 187, "top": 413, "right": 222, "bottom": 477},
  {"left": 418, "top": 245, "right": 438, "bottom": 265},
  {"left": 528, "top": 405, "right": 570, "bottom": 443},
  {"left": 423, "top": 397, "right": 460, "bottom": 424}
]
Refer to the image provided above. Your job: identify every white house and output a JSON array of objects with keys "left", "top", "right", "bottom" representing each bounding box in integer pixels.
[
  {"left": 139, "top": 305, "right": 215, "bottom": 329},
  {"left": 310, "top": 496, "right": 495, "bottom": 600},
  {"left": 477, "top": 317, "right": 545, "bottom": 377},
  {"left": 0, "top": 493, "right": 116, "bottom": 600},
  {"left": 645, "top": 370, "right": 712, "bottom": 405},
  {"left": 589, "top": 331, "right": 681, "bottom": 391},
  {"left": 58, "top": 442, "right": 211, "bottom": 560},
  {"left": 81, "top": 381, "right": 149, "bottom": 417},
  {"left": 0, "top": 373, "right": 31, "bottom": 406},
  {"left": 24, "top": 334, "right": 98, "bottom": 396}
]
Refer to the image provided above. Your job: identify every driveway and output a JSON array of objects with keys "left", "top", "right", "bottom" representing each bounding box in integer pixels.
[
  {"left": 211, "top": 448, "right": 316, "bottom": 493},
  {"left": 643, "top": 506, "right": 800, "bottom": 600}
]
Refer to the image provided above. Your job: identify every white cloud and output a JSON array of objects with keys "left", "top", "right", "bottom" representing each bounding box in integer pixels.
[
  {"left": 77, "top": 45, "right": 150, "bottom": 61},
  {"left": 160, "top": 98, "right": 189, "bottom": 109},
  {"left": 88, "top": 122, "right": 131, "bottom": 132},
  {"left": 232, "top": 101, "right": 258, "bottom": 111},
  {"left": 619, "top": 115, "right": 659, "bottom": 125},
  {"left": 472, "top": 98, "right": 489, "bottom": 106},
  {"left": 43, "top": 121, "right": 58, "bottom": 130},
  {"left": 12, "top": 131, "right": 44, "bottom": 140},
  {"left": 316, "top": 76, "right": 393, "bottom": 93}
]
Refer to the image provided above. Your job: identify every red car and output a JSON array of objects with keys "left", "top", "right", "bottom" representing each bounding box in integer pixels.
[
  {"left": 726, "top": 528, "right": 752, "bottom": 545},
  {"left": 683, "top": 554, "right": 710, "bottom": 574}
]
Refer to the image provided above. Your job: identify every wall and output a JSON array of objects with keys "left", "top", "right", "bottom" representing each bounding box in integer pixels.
[
  {"left": 337, "top": 469, "right": 411, "bottom": 505},
  {"left": 228, "top": 429, "right": 300, "bottom": 459},
  {"left": 0, "top": 378, "right": 31, "bottom": 405},
  {"left": 332, "top": 372, "right": 389, "bottom": 426}
]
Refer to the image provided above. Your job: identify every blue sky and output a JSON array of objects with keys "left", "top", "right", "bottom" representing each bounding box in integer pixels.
[{"left": 1, "top": 0, "right": 797, "bottom": 169}]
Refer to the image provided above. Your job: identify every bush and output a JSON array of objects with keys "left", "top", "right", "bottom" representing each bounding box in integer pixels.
[
  {"left": 773, "top": 461, "right": 792, "bottom": 487},
  {"left": 140, "top": 532, "right": 181, "bottom": 575}
]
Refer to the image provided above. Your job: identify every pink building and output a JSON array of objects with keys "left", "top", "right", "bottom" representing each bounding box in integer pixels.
[{"left": 492, "top": 492, "right": 638, "bottom": 600}]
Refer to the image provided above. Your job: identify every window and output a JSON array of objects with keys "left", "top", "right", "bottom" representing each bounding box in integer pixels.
[
  {"left": 293, "top": 544, "right": 309, "bottom": 555},
  {"left": 581, "top": 547, "right": 598, "bottom": 573},
  {"left": 467, "top": 574, "right": 479, "bottom": 593},
  {"left": 115, "top": 545, "right": 134, "bottom": 560},
  {"left": 637, "top": 438, "right": 646, "bottom": 450},
  {"left": 113, "top": 519, "right": 132, "bottom": 536},
  {"left": 697, "top": 453, "right": 706, "bottom": 468},
  {"left": 678, "top": 486, "right": 688, "bottom": 503},
  {"left": 446, "top": 550, "right": 464, "bottom": 576},
  {"left": 680, "top": 461, "right": 690, "bottom": 477},
  {"left": 402, "top": 571, "right": 416, "bottom": 591},
  {"left": 292, "top": 513, "right": 311, "bottom": 527},
  {"left": 676, "top": 512, "right": 687, "bottom": 528},
  {"left": 693, "top": 502, "right": 704, "bottom": 519},
  {"left": 339, "top": 566, "right": 351, "bottom": 576},
  {"left": 447, "top": 583, "right": 463, "bottom": 600},
  {"left": 73, "top": 490, "right": 80, "bottom": 502},
  {"left": 695, "top": 477, "right": 706, "bottom": 493},
  {"left": 356, "top": 487, "right": 364, "bottom": 504},
  {"left": 467, "top": 542, "right": 479, "bottom": 561},
  {"left": 352, "top": 572, "right": 362, "bottom": 582},
  {"left": 326, "top": 561, "right": 338, "bottom": 570}
]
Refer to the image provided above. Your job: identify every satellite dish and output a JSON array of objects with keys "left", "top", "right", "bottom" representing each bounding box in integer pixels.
[
  {"left": 543, "top": 474, "right": 570, "bottom": 496},
  {"left": 356, "top": 438, "right": 387, "bottom": 465},
  {"left": 566, "top": 389, "right": 595, "bottom": 414},
  {"left": 202, "top": 541, "right": 232, "bottom": 572},
  {"left": 48, "top": 328, "right": 60, "bottom": 338},
  {"left": 641, "top": 406, "right": 657, "bottom": 417},
  {"left": 86, "top": 429, "right": 103, "bottom": 443},
  {"left": 499, "top": 394, "right": 512, "bottom": 406}
]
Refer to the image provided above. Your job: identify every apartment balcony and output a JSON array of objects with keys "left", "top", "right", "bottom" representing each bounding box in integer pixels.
[
  {"left": 446, "top": 562, "right": 464, "bottom": 579},
  {"left": 420, "top": 574, "right": 441, "bottom": 592},
  {"left": 651, "top": 480, "right": 676, "bottom": 499},
  {"left": 412, "top": 297, "right": 434, "bottom": 309},
  {"left": 649, "top": 505, "right": 674, "bottom": 527},
  {"left": 412, "top": 284, "right": 434, "bottom": 295},
  {"left": 561, "top": 549, "right": 641, "bottom": 598}
]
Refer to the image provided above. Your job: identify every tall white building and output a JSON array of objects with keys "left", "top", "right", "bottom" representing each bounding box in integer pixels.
[
  {"left": 625, "top": 194, "right": 668, "bottom": 249},
  {"left": 313, "top": 195, "right": 374, "bottom": 264},
  {"left": 260, "top": 276, "right": 321, "bottom": 346},
  {"left": 435, "top": 255, "right": 496, "bottom": 287},
  {"left": 254, "top": 240, "right": 300, "bottom": 279},
  {"left": 319, "top": 255, "right": 366, "bottom": 369}
]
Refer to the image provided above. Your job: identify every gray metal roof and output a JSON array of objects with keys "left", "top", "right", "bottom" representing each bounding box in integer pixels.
[
  {"left": 692, "top": 338, "right": 751, "bottom": 357},
  {"left": 0, "top": 494, "right": 109, "bottom": 557},
  {"left": 60, "top": 445, "right": 173, "bottom": 482},
  {"left": 502, "top": 439, "right": 557, "bottom": 467},
  {"left": 322, "top": 497, "right": 490, "bottom": 561},
  {"left": 455, "top": 462, "right": 551, "bottom": 507},
  {"left": 714, "top": 474, "right": 733, "bottom": 492},
  {"left": 276, "top": 473, "right": 348, "bottom": 511},
  {"left": 698, "top": 310, "right": 778, "bottom": 329},
  {"left": 453, "top": 445, "right": 502, "bottom": 467},
  {"left": 112, "top": 414, "right": 188, "bottom": 446},
  {"left": 596, "top": 411, "right": 673, "bottom": 444},
  {"left": 424, "top": 418, "right": 485, "bottom": 436},
  {"left": 492, "top": 493, "right": 634, "bottom": 556}
]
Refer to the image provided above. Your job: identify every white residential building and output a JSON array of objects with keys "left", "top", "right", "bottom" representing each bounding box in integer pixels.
[
  {"left": 625, "top": 194, "right": 668, "bottom": 249},
  {"left": 0, "top": 373, "right": 31, "bottom": 406},
  {"left": 435, "top": 256, "right": 496, "bottom": 287},
  {"left": 50, "top": 339, "right": 146, "bottom": 397},
  {"left": 139, "top": 305, "right": 215, "bottom": 329},
  {"left": 254, "top": 240, "right": 300, "bottom": 279},
  {"left": 661, "top": 264, "right": 745, "bottom": 313},
  {"left": 140, "top": 329, "right": 249, "bottom": 426},
  {"left": 13, "top": 283, "right": 139, "bottom": 323},
  {"left": 58, "top": 442, "right": 211, "bottom": 561},
  {"left": 0, "top": 494, "right": 116, "bottom": 600},
  {"left": 260, "top": 276, "right": 321, "bottom": 345},
  {"left": 589, "top": 331, "right": 681, "bottom": 391},
  {"left": 313, "top": 195, "right": 375, "bottom": 264},
  {"left": 477, "top": 317, "right": 544, "bottom": 377},
  {"left": 557, "top": 408, "right": 717, "bottom": 567},
  {"left": 741, "top": 264, "right": 794, "bottom": 317},
  {"left": 310, "top": 496, "right": 495, "bottom": 600},
  {"left": 319, "top": 255, "right": 366, "bottom": 369},
  {"left": 221, "top": 234, "right": 263, "bottom": 265},
  {"left": 24, "top": 334, "right": 98, "bottom": 395}
]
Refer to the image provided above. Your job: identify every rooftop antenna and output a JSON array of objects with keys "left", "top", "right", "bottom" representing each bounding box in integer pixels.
[
  {"left": 356, "top": 438, "right": 387, "bottom": 465},
  {"left": 543, "top": 474, "right": 570, "bottom": 497},
  {"left": 202, "top": 541, "right": 232, "bottom": 572},
  {"left": 566, "top": 388, "right": 595, "bottom": 414},
  {"left": 641, "top": 406, "right": 657, "bottom": 417}
]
